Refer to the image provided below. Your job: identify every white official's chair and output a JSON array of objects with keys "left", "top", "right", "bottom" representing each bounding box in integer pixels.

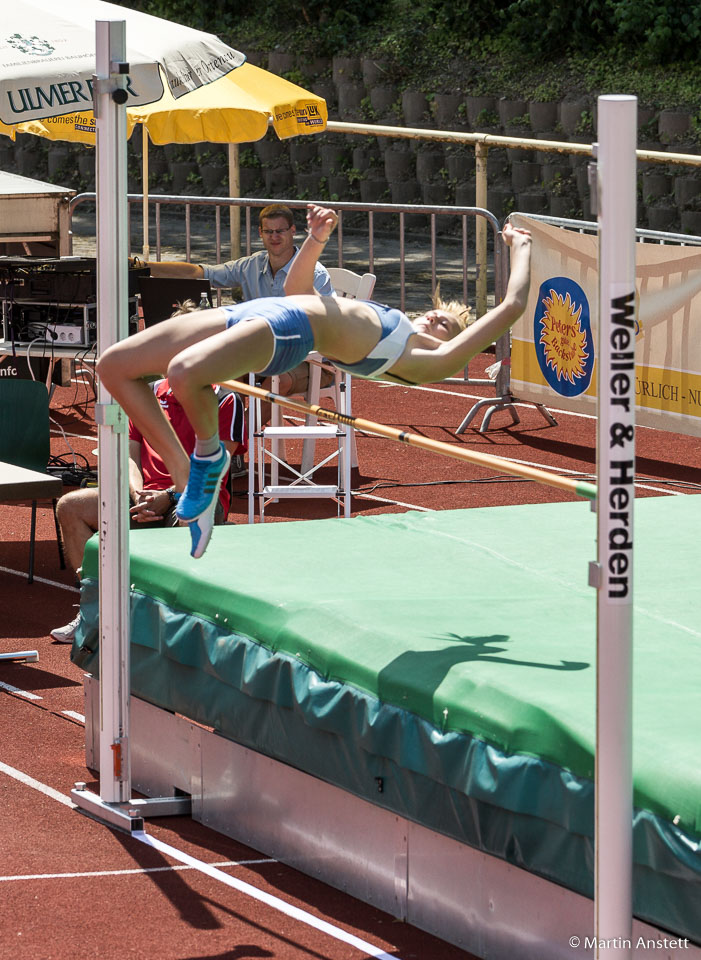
[
  {"left": 249, "top": 268, "right": 376, "bottom": 522},
  {"left": 327, "top": 267, "right": 376, "bottom": 302}
]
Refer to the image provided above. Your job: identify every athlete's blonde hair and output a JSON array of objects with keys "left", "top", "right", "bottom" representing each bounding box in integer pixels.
[{"left": 432, "top": 284, "right": 473, "bottom": 334}]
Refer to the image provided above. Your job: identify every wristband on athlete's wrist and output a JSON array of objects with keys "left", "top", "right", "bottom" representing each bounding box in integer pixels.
[{"left": 307, "top": 231, "right": 328, "bottom": 245}]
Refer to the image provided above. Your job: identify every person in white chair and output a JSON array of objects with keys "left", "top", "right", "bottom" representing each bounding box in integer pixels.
[{"left": 99, "top": 205, "right": 531, "bottom": 560}]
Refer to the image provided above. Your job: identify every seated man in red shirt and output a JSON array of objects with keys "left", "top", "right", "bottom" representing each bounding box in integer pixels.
[{"left": 50, "top": 377, "right": 245, "bottom": 643}]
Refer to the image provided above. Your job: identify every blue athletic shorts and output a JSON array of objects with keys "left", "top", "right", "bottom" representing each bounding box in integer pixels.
[{"left": 222, "top": 298, "right": 314, "bottom": 376}]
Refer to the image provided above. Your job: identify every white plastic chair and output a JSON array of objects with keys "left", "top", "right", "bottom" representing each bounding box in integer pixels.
[{"left": 326, "top": 267, "right": 376, "bottom": 301}]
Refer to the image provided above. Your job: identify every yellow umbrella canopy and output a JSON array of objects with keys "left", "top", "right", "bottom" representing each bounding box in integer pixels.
[{"left": 0, "top": 62, "right": 327, "bottom": 144}]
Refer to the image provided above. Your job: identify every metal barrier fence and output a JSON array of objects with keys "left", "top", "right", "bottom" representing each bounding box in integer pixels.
[
  {"left": 69, "top": 193, "right": 500, "bottom": 310},
  {"left": 69, "top": 193, "right": 505, "bottom": 386},
  {"left": 522, "top": 212, "right": 701, "bottom": 245}
]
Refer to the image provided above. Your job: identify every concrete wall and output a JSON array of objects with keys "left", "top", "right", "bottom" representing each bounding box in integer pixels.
[{"left": 1, "top": 51, "right": 699, "bottom": 234}]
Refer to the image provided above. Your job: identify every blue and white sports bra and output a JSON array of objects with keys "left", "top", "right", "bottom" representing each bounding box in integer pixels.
[{"left": 331, "top": 301, "right": 416, "bottom": 380}]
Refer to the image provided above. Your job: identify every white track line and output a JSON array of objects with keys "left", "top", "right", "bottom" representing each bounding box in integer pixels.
[
  {"left": 354, "top": 458, "right": 684, "bottom": 511},
  {"left": 355, "top": 492, "right": 434, "bottom": 511},
  {"left": 375, "top": 379, "right": 679, "bottom": 430},
  {"left": 375, "top": 381, "right": 486, "bottom": 400},
  {"left": 632, "top": 481, "right": 688, "bottom": 496},
  {"left": 0, "top": 682, "right": 42, "bottom": 700},
  {"left": 0, "top": 566, "right": 79, "bottom": 592},
  {"left": 61, "top": 711, "right": 85, "bottom": 723},
  {"left": 502, "top": 454, "right": 685, "bottom": 497},
  {"left": 0, "top": 859, "right": 275, "bottom": 883},
  {"left": 376, "top": 379, "right": 590, "bottom": 411},
  {"left": 0, "top": 762, "right": 74, "bottom": 807},
  {"left": 49, "top": 430, "right": 96, "bottom": 440},
  {"left": 0, "top": 762, "right": 403, "bottom": 960}
]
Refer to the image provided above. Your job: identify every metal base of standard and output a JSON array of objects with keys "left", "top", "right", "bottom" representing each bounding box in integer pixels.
[
  {"left": 0, "top": 650, "right": 39, "bottom": 662},
  {"left": 456, "top": 395, "right": 557, "bottom": 434},
  {"left": 71, "top": 783, "right": 192, "bottom": 832}
]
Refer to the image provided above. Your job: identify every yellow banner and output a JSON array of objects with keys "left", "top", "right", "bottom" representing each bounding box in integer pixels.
[
  {"left": 512, "top": 339, "right": 701, "bottom": 418},
  {"left": 510, "top": 215, "right": 701, "bottom": 438}
]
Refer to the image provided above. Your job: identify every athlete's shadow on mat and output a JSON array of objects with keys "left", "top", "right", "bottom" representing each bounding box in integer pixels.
[{"left": 377, "top": 634, "right": 589, "bottom": 705}]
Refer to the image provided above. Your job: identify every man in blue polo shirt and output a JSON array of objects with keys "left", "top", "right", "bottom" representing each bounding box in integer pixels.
[{"left": 137, "top": 203, "right": 333, "bottom": 301}]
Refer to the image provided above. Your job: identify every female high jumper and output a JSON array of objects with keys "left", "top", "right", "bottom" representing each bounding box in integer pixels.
[{"left": 97, "top": 205, "right": 532, "bottom": 557}]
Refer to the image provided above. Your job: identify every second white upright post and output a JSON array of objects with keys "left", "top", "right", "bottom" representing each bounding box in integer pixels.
[{"left": 595, "top": 94, "right": 637, "bottom": 959}]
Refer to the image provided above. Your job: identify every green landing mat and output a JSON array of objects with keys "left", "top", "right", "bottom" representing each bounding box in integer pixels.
[{"left": 75, "top": 495, "right": 701, "bottom": 939}]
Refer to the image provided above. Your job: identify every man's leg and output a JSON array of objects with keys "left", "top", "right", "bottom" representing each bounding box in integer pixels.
[
  {"left": 259, "top": 369, "right": 297, "bottom": 425},
  {"left": 56, "top": 488, "right": 99, "bottom": 575},
  {"left": 52, "top": 488, "right": 99, "bottom": 643}
]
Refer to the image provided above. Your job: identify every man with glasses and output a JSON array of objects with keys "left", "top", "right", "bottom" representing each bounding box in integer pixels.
[{"left": 135, "top": 204, "right": 333, "bottom": 299}]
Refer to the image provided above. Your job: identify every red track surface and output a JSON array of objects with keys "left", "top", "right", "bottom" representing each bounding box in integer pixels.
[{"left": 2, "top": 356, "right": 700, "bottom": 960}]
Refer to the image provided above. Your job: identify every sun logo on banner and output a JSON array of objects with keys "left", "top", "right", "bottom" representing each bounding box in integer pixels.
[
  {"left": 540, "top": 291, "right": 588, "bottom": 380},
  {"left": 533, "top": 277, "right": 594, "bottom": 397}
]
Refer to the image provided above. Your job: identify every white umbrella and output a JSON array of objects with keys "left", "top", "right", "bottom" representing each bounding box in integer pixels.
[
  {"left": 0, "top": 0, "right": 244, "bottom": 124},
  {"left": 2, "top": 7, "right": 249, "bottom": 822},
  {"left": 0, "top": 7, "right": 326, "bottom": 261}
]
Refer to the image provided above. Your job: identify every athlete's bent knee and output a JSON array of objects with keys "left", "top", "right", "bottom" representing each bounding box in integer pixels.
[
  {"left": 95, "top": 342, "right": 121, "bottom": 389},
  {"left": 165, "top": 355, "right": 189, "bottom": 392},
  {"left": 57, "top": 487, "right": 98, "bottom": 524}
]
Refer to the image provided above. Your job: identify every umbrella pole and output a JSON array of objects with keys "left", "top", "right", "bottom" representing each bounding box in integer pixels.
[
  {"left": 228, "top": 142, "right": 240, "bottom": 260},
  {"left": 142, "top": 124, "right": 149, "bottom": 259}
]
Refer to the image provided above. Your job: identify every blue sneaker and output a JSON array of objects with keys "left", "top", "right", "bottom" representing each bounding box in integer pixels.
[{"left": 176, "top": 444, "right": 230, "bottom": 558}]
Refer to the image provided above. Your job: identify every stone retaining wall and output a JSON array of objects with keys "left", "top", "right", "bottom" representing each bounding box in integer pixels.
[{"left": 2, "top": 51, "right": 700, "bottom": 235}]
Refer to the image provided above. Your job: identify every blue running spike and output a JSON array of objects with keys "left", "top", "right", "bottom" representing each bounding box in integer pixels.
[{"left": 176, "top": 444, "right": 231, "bottom": 558}]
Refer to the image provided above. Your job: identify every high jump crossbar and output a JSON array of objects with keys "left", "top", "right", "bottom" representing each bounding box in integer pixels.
[{"left": 223, "top": 378, "right": 597, "bottom": 502}]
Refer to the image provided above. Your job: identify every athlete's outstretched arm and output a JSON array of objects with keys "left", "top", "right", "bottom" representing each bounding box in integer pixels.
[
  {"left": 284, "top": 204, "right": 338, "bottom": 296},
  {"left": 402, "top": 223, "right": 532, "bottom": 383}
]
